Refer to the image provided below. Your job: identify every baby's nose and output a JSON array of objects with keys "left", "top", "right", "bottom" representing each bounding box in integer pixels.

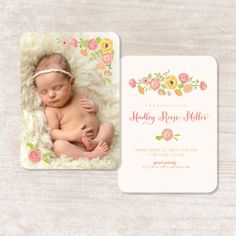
[{"left": 48, "top": 90, "right": 56, "bottom": 98}]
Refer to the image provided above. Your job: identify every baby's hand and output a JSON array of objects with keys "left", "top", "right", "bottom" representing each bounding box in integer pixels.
[
  {"left": 71, "top": 124, "right": 94, "bottom": 142},
  {"left": 80, "top": 97, "right": 98, "bottom": 113},
  {"left": 71, "top": 124, "right": 85, "bottom": 142}
]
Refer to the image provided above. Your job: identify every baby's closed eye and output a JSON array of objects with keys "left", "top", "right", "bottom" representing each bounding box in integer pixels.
[
  {"left": 53, "top": 85, "right": 63, "bottom": 90},
  {"left": 40, "top": 89, "right": 47, "bottom": 95}
]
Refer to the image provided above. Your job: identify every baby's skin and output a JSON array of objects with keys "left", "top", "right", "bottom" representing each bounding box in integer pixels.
[{"left": 35, "top": 71, "right": 114, "bottom": 160}]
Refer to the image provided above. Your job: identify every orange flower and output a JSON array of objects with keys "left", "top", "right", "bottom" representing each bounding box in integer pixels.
[
  {"left": 97, "top": 62, "right": 106, "bottom": 70},
  {"left": 183, "top": 84, "right": 193, "bottom": 93},
  {"left": 138, "top": 86, "right": 145, "bottom": 94},
  {"left": 174, "top": 89, "right": 182, "bottom": 96},
  {"left": 80, "top": 49, "right": 88, "bottom": 56}
]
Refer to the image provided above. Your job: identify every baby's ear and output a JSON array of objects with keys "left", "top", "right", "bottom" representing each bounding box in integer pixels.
[{"left": 70, "top": 77, "right": 75, "bottom": 85}]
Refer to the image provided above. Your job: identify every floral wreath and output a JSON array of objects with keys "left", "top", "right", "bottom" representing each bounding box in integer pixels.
[
  {"left": 57, "top": 37, "right": 115, "bottom": 85},
  {"left": 129, "top": 70, "right": 207, "bottom": 96}
]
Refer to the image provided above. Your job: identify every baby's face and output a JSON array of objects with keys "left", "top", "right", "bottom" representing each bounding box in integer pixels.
[{"left": 35, "top": 72, "right": 74, "bottom": 108}]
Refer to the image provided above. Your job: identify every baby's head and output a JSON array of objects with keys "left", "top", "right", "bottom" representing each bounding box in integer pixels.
[{"left": 33, "top": 53, "right": 74, "bottom": 108}]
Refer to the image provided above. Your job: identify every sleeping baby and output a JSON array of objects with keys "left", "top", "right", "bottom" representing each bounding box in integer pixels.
[{"left": 33, "top": 53, "right": 114, "bottom": 160}]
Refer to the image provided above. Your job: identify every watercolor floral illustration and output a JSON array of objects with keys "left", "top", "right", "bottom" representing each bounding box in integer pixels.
[
  {"left": 155, "top": 129, "right": 180, "bottom": 141},
  {"left": 58, "top": 37, "right": 115, "bottom": 85},
  {"left": 27, "top": 143, "right": 52, "bottom": 164},
  {"left": 128, "top": 70, "right": 207, "bottom": 96}
]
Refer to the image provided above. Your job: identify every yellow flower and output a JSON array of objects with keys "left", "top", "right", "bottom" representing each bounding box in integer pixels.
[
  {"left": 165, "top": 76, "right": 178, "bottom": 89},
  {"left": 138, "top": 86, "right": 145, "bottom": 95},
  {"left": 100, "top": 38, "right": 113, "bottom": 52}
]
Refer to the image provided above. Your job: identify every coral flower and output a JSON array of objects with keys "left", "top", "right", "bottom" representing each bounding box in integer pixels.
[
  {"left": 149, "top": 78, "right": 160, "bottom": 90},
  {"left": 128, "top": 79, "right": 136, "bottom": 88},
  {"left": 28, "top": 150, "right": 41, "bottom": 163},
  {"left": 162, "top": 129, "right": 173, "bottom": 141},
  {"left": 200, "top": 81, "right": 207, "bottom": 90},
  {"left": 88, "top": 39, "right": 98, "bottom": 50},
  {"left": 102, "top": 53, "right": 113, "bottom": 65}
]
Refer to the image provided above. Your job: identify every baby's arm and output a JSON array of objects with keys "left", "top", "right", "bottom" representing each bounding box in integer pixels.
[
  {"left": 45, "top": 107, "right": 82, "bottom": 142},
  {"left": 79, "top": 97, "right": 99, "bottom": 114},
  {"left": 45, "top": 107, "right": 93, "bottom": 142}
]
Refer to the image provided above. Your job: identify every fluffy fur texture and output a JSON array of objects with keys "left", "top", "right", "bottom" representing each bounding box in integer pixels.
[{"left": 20, "top": 32, "right": 119, "bottom": 169}]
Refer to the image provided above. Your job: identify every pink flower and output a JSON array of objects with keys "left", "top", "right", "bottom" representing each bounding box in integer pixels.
[
  {"left": 149, "top": 78, "right": 160, "bottom": 90},
  {"left": 162, "top": 129, "right": 173, "bottom": 141},
  {"left": 200, "top": 81, "right": 207, "bottom": 90},
  {"left": 28, "top": 150, "right": 41, "bottom": 163},
  {"left": 142, "top": 77, "right": 149, "bottom": 84},
  {"left": 129, "top": 79, "right": 136, "bottom": 88},
  {"left": 178, "top": 73, "right": 189, "bottom": 83},
  {"left": 102, "top": 53, "right": 113, "bottom": 65},
  {"left": 88, "top": 39, "right": 98, "bottom": 50},
  {"left": 71, "top": 38, "right": 78, "bottom": 48}
]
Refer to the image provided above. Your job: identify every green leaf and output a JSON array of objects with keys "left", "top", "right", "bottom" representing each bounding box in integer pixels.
[
  {"left": 96, "top": 37, "right": 102, "bottom": 43},
  {"left": 189, "top": 76, "right": 193, "bottom": 82},
  {"left": 161, "top": 84, "right": 166, "bottom": 89},
  {"left": 105, "top": 78, "right": 112, "bottom": 84},
  {"left": 174, "top": 134, "right": 181, "bottom": 136},
  {"left": 148, "top": 73, "right": 152, "bottom": 79},
  {"left": 43, "top": 152, "right": 51, "bottom": 158},
  {"left": 26, "top": 143, "right": 34, "bottom": 149},
  {"left": 42, "top": 158, "right": 51, "bottom": 164},
  {"left": 173, "top": 137, "right": 178, "bottom": 141},
  {"left": 178, "top": 83, "right": 184, "bottom": 89},
  {"left": 81, "top": 40, "right": 88, "bottom": 48},
  {"left": 155, "top": 136, "right": 162, "bottom": 141}
]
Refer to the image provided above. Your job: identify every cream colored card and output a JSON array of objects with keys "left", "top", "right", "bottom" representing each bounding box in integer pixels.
[{"left": 119, "top": 56, "right": 217, "bottom": 193}]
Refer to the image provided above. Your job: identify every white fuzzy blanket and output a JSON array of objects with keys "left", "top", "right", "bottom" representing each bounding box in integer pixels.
[{"left": 20, "top": 32, "right": 119, "bottom": 169}]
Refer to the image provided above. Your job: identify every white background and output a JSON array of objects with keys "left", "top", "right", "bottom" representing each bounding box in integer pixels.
[{"left": 0, "top": 0, "right": 236, "bottom": 235}]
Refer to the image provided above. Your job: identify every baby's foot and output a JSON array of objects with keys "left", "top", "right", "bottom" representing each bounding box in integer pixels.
[
  {"left": 82, "top": 134, "right": 97, "bottom": 151},
  {"left": 88, "top": 141, "right": 109, "bottom": 159}
]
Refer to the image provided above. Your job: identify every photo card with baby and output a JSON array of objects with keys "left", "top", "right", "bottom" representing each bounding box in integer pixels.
[
  {"left": 20, "top": 32, "right": 119, "bottom": 169},
  {"left": 119, "top": 56, "right": 217, "bottom": 193}
]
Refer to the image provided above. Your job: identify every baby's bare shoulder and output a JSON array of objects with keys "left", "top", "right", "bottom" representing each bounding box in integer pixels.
[{"left": 45, "top": 106, "right": 60, "bottom": 118}]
